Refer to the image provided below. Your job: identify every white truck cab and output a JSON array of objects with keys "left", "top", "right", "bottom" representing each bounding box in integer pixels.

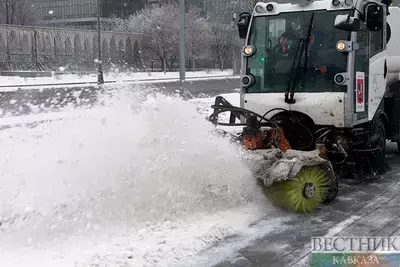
[{"left": 236, "top": 0, "right": 400, "bottom": 153}]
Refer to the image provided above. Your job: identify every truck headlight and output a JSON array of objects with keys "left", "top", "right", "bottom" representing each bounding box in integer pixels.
[
  {"left": 336, "top": 40, "right": 354, "bottom": 52},
  {"left": 242, "top": 45, "right": 256, "bottom": 56},
  {"left": 336, "top": 41, "right": 346, "bottom": 51}
]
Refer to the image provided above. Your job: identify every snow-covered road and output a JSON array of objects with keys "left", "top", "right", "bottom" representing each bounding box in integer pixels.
[{"left": 0, "top": 70, "right": 237, "bottom": 88}]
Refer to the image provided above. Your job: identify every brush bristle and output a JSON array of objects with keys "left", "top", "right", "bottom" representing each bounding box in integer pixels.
[
  {"left": 265, "top": 166, "right": 331, "bottom": 213},
  {"left": 344, "top": 149, "right": 391, "bottom": 179}
]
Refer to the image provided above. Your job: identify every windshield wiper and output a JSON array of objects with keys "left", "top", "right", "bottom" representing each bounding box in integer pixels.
[
  {"left": 284, "top": 38, "right": 304, "bottom": 104},
  {"left": 301, "top": 12, "right": 315, "bottom": 87},
  {"left": 284, "top": 12, "right": 315, "bottom": 104}
]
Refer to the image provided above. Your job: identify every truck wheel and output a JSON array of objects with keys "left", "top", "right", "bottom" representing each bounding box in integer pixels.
[
  {"left": 375, "top": 119, "right": 386, "bottom": 156},
  {"left": 322, "top": 176, "right": 338, "bottom": 204}
]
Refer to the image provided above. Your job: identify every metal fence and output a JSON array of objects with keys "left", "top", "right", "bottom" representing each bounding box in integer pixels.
[
  {"left": 0, "top": 24, "right": 143, "bottom": 72},
  {"left": 141, "top": 57, "right": 236, "bottom": 72},
  {"left": 0, "top": 24, "right": 241, "bottom": 74}
]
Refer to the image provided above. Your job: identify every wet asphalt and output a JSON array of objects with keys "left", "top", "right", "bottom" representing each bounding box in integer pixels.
[{"left": 209, "top": 143, "right": 400, "bottom": 267}]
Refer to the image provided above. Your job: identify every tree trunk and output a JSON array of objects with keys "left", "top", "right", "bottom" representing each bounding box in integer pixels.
[
  {"left": 6, "top": 2, "right": 10, "bottom": 24},
  {"left": 11, "top": 1, "right": 16, "bottom": 25},
  {"left": 163, "top": 59, "right": 166, "bottom": 74},
  {"left": 233, "top": 47, "right": 241, "bottom": 75}
]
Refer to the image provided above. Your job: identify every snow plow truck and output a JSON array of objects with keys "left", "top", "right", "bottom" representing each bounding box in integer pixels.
[{"left": 210, "top": 0, "right": 400, "bottom": 213}]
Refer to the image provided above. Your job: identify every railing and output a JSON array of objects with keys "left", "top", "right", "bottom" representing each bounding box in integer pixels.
[{"left": 0, "top": 24, "right": 143, "bottom": 73}]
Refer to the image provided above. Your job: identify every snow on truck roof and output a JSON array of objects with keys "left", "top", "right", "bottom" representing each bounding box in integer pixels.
[
  {"left": 253, "top": 0, "right": 354, "bottom": 16},
  {"left": 253, "top": 0, "right": 397, "bottom": 16},
  {"left": 387, "top": 6, "right": 400, "bottom": 58}
]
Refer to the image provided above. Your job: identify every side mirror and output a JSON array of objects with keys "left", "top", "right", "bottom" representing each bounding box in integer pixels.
[
  {"left": 334, "top": 14, "right": 360, "bottom": 31},
  {"left": 366, "top": 4, "right": 383, "bottom": 31},
  {"left": 381, "top": 0, "right": 392, "bottom": 14},
  {"left": 238, "top": 12, "right": 251, "bottom": 39}
]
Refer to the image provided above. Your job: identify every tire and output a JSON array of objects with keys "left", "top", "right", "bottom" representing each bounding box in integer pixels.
[
  {"left": 322, "top": 176, "right": 339, "bottom": 204},
  {"left": 375, "top": 119, "right": 386, "bottom": 156}
]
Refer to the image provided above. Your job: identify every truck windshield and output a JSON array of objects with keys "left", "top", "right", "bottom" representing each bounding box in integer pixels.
[{"left": 246, "top": 10, "right": 351, "bottom": 93}]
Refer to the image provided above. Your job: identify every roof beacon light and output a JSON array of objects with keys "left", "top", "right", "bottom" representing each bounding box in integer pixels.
[
  {"left": 291, "top": 0, "right": 315, "bottom": 5},
  {"left": 266, "top": 4, "right": 274, "bottom": 11},
  {"left": 255, "top": 5, "right": 265, "bottom": 13},
  {"left": 345, "top": 0, "right": 353, "bottom": 5}
]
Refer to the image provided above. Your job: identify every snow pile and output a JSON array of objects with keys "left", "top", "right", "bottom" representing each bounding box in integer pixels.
[
  {"left": 0, "top": 88, "right": 278, "bottom": 267},
  {"left": 0, "top": 69, "right": 236, "bottom": 87}
]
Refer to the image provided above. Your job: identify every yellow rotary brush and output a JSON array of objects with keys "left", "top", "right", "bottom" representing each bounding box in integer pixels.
[{"left": 265, "top": 166, "right": 332, "bottom": 213}]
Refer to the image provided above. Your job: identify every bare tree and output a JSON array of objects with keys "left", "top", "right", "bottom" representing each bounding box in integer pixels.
[
  {"left": 185, "top": 6, "right": 212, "bottom": 70},
  {"left": 103, "top": 14, "right": 127, "bottom": 31},
  {"left": 116, "top": 2, "right": 241, "bottom": 72},
  {"left": 208, "top": 17, "right": 238, "bottom": 71},
  {"left": 246, "top": 0, "right": 258, "bottom": 10},
  {"left": 123, "top": 3, "right": 208, "bottom": 71},
  {"left": 0, "top": 0, "right": 39, "bottom": 25},
  {"left": 125, "top": 4, "right": 180, "bottom": 71}
]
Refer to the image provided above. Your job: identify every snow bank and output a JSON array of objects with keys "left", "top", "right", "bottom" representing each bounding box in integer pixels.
[
  {"left": 0, "top": 88, "right": 280, "bottom": 267},
  {"left": 0, "top": 69, "right": 235, "bottom": 87}
]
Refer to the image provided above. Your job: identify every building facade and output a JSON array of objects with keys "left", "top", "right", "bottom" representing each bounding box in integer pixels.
[
  {"left": 32, "top": 0, "right": 98, "bottom": 26},
  {"left": 31, "top": 0, "right": 400, "bottom": 29},
  {"left": 0, "top": 24, "right": 143, "bottom": 72},
  {"left": 31, "top": 0, "right": 144, "bottom": 28}
]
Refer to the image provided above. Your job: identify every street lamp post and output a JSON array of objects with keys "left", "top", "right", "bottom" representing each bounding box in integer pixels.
[
  {"left": 231, "top": 11, "right": 241, "bottom": 75},
  {"left": 179, "top": 0, "right": 186, "bottom": 95},
  {"left": 97, "top": 0, "right": 104, "bottom": 85}
]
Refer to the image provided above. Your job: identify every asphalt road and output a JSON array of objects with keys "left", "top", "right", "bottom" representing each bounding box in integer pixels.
[
  {"left": 206, "top": 143, "right": 400, "bottom": 267},
  {"left": 0, "top": 78, "right": 240, "bottom": 117}
]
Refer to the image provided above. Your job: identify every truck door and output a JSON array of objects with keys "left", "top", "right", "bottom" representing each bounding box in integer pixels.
[
  {"left": 367, "top": 13, "right": 387, "bottom": 121},
  {"left": 354, "top": 23, "right": 369, "bottom": 122},
  {"left": 354, "top": 10, "right": 387, "bottom": 123}
]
